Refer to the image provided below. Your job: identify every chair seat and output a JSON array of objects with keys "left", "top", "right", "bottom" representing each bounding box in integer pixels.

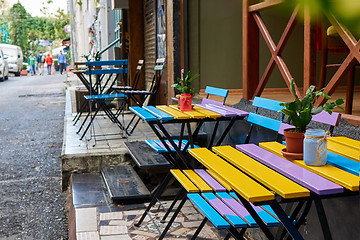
[{"left": 84, "top": 93, "right": 127, "bottom": 100}]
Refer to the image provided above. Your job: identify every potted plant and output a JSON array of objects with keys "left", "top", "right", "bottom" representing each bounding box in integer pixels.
[
  {"left": 279, "top": 79, "right": 344, "bottom": 154},
  {"left": 171, "top": 71, "right": 199, "bottom": 111}
]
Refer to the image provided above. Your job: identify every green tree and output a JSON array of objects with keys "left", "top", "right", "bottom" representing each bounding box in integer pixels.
[
  {"left": 53, "top": 9, "right": 70, "bottom": 40},
  {"left": 7, "top": 3, "right": 31, "bottom": 54},
  {"left": 0, "top": 2, "right": 70, "bottom": 58}
]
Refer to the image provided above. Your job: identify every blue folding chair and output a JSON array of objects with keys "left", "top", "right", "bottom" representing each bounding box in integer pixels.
[
  {"left": 124, "top": 58, "right": 165, "bottom": 135},
  {"left": 75, "top": 59, "right": 128, "bottom": 141}
]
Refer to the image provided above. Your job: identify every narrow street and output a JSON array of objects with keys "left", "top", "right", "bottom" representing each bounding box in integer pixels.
[{"left": 0, "top": 73, "right": 68, "bottom": 239}]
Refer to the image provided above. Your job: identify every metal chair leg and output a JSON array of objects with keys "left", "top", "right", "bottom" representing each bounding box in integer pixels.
[
  {"left": 228, "top": 227, "right": 246, "bottom": 240},
  {"left": 73, "top": 100, "right": 87, "bottom": 124},
  {"left": 159, "top": 193, "right": 187, "bottom": 240},
  {"left": 161, "top": 189, "right": 185, "bottom": 223},
  {"left": 190, "top": 217, "right": 208, "bottom": 240},
  {"left": 80, "top": 105, "right": 101, "bottom": 140},
  {"left": 76, "top": 111, "right": 91, "bottom": 134},
  {"left": 134, "top": 172, "right": 172, "bottom": 227}
]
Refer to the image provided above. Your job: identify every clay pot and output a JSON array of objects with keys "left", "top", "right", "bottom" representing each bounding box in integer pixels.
[
  {"left": 283, "top": 128, "right": 305, "bottom": 153},
  {"left": 179, "top": 93, "right": 192, "bottom": 111}
]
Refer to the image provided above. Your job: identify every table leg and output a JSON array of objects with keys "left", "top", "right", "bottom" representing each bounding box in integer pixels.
[
  {"left": 269, "top": 201, "right": 304, "bottom": 240},
  {"left": 314, "top": 199, "right": 333, "bottom": 240},
  {"left": 215, "top": 117, "right": 237, "bottom": 146},
  {"left": 277, "top": 200, "right": 310, "bottom": 240},
  {"left": 183, "top": 120, "right": 204, "bottom": 152},
  {"left": 238, "top": 196, "right": 274, "bottom": 240},
  {"left": 208, "top": 120, "right": 219, "bottom": 149},
  {"left": 186, "top": 122, "right": 194, "bottom": 148},
  {"left": 178, "top": 122, "right": 185, "bottom": 149},
  {"left": 155, "top": 122, "right": 190, "bottom": 169}
]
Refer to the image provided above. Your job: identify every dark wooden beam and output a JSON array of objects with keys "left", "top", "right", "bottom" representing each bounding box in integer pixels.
[
  {"left": 128, "top": 0, "right": 144, "bottom": 89},
  {"left": 326, "top": 13, "right": 360, "bottom": 63},
  {"left": 166, "top": 0, "right": 175, "bottom": 104},
  {"left": 315, "top": 53, "right": 356, "bottom": 106},
  {"left": 243, "top": 0, "right": 259, "bottom": 100},
  {"left": 253, "top": 6, "right": 298, "bottom": 98},
  {"left": 253, "top": 11, "right": 302, "bottom": 98},
  {"left": 248, "top": 0, "right": 283, "bottom": 13},
  {"left": 303, "top": 6, "right": 317, "bottom": 95},
  {"left": 180, "top": 0, "right": 185, "bottom": 70}
]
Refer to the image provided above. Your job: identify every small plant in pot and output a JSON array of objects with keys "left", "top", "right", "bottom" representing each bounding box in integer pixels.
[
  {"left": 172, "top": 71, "right": 199, "bottom": 111},
  {"left": 279, "top": 79, "right": 344, "bottom": 154}
]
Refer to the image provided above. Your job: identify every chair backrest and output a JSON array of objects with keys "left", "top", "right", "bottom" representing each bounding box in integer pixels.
[
  {"left": 201, "top": 86, "right": 229, "bottom": 105},
  {"left": 246, "top": 97, "right": 341, "bottom": 144},
  {"left": 131, "top": 60, "right": 144, "bottom": 89},
  {"left": 311, "top": 111, "right": 341, "bottom": 134},
  {"left": 145, "top": 58, "right": 165, "bottom": 106},
  {"left": 244, "top": 97, "right": 290, "bottom": 144},
  {"left": 86, "top": 59, "right": 128, "bottom": 95}
]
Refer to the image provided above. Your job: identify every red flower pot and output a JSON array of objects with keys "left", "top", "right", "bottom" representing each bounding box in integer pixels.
[
  {"left": 283, "top": 128, "right": 305, "bottom": 153},
  {"left": 179, "top": 93, "right": 192, "bottom": 111}
]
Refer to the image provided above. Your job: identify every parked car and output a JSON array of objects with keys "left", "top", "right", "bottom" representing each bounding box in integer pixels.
[
  {"left": 0, "top": 49, "right": 9, "bottom": 81},
  {"left": 0, "top": 44, "right": 23, "bottom": 76}
]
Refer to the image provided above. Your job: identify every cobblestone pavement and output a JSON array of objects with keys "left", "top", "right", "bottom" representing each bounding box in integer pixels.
[{"left": 0, "top": 73, "right": 67, "bottom": 239}]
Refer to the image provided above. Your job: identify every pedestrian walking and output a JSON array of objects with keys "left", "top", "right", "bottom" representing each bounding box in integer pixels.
[
  {"left": 45, "top": 53, "right": 53, "bottom": 75},
  {"left": 36, "top": 51, "right": 45, "bottom": 75},
  {"left": 28, "top": 53, "right": 36, "bottom": 76},
  {"left": 58, "top": 50, "right": 66, "bottom": 75}
]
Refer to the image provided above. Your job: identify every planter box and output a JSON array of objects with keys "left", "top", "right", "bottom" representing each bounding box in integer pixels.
[{"left": 75, "top": 89, "right": 94, "bottom": 113}]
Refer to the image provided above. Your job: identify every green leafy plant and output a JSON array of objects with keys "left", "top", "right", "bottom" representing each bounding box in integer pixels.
[
  {"left": 171, "top": 71, "right": 199, "bottom": 96},
  {"left": 279, "top": 79, "right": 344, "bottom": 133}
]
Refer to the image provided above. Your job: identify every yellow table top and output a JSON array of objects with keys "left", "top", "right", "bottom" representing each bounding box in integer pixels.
[
  {"left": 156, "top": 105, "right": 222, "bottom": 120},
  {"left": 156, "top": 105, "right": 189, "bottom": 119}
]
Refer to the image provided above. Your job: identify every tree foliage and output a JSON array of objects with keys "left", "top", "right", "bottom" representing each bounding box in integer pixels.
[{"left": 0, "top": 2, "right": 69, "bottom": 57}]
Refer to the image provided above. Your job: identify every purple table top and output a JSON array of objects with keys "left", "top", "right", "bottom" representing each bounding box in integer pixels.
[
  {"left": 236, "top": 144, "right": 344, "bottom": 195},
  {"left": 196, "top": 102, "right": 248, "bottom": 117},
  {"left": 196, "top": 103, "right": 237, "bottom": 117}
]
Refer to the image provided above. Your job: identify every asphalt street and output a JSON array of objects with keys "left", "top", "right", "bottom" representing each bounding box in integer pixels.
[{"left": 0, "top": 72, "right": 67, "bottom": 239}]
